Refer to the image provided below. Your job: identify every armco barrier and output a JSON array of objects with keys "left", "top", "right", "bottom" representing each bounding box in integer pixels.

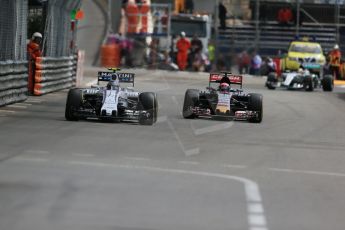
[
  {"left": 0, "top": 61, "right": 28, "bottom": 107},
  {"left": 33, "top": 56, "right": 77, "bottom": 96}
]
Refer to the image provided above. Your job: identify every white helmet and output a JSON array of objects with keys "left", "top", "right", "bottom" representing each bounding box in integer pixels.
[
  {"left": 334, "top": 44, "right": 339, "bottom": 49},
  {"left": 181, "top": 31, "right": 186, "bottom": 37},
  {"left": 32, "top": 32, "right": 42, "bottom": 40}
]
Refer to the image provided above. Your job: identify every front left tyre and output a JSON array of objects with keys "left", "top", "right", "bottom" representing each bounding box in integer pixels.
[
  {"left": 266, "top": 72, "right": 277, "bottom": 90},
  {"left": 322, "top": 75, "right": 333, "bottom": 91}
]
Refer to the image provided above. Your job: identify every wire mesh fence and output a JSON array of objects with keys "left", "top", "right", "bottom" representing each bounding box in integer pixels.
[
  {"left": 0, "top": 0, "right": 28, "bottom": 61},
  {"left": 43, "top": 0, "right": 81, "bottom": 57}
]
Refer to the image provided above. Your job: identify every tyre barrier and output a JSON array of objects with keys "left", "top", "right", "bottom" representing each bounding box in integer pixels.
[
  {"left": 33, "top": 56, "right": 77, "bottom": 96},
  {"left": 0, "top": 61, "right": 28, "bottom": 107}
]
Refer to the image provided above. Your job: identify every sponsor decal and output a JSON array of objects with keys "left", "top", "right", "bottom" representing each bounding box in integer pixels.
[
  {"left": 97, "top": 72, "right": 135, "bottom": 82},
  {"left": 209, "top": 73, "right": 242, "bottom": 84}
]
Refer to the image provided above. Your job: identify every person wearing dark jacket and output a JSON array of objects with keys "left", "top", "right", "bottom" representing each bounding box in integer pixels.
[
  {"left": 185, "top": 0, "right": 194, "bottom": 14},
  {"left": 219, "top": 1, "right": 227, "bottom": 30}
]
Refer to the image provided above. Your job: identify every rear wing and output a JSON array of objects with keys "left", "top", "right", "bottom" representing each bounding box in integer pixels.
[
  {"left": 97, "top": 71, "right": 135, "bottom": 87},
  {"left": 209, "top": 72, "right": 243, "bottom": 88}
]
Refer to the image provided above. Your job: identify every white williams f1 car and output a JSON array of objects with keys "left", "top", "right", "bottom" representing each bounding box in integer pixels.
[{"left": 65, "top": 68, "right": 158, "bottom": 125}]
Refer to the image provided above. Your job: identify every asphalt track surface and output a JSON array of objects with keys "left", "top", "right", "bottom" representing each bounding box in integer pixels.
[{"left": 1, "top": 69, "right": 345, "bottom": 230}]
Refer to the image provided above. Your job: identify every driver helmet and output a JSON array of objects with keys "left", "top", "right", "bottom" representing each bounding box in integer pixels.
[
  {"left": 32, "top": 32, "right": 42, "bottom": 40},
  {"left": 106, "top": 81, "right": 118, "bottom": 90},
  {"left": 298, "top": 68, "right": 304, "bottom": 74},
  {"left": 219, "top": 82, "right": 230, "bottom": 93}
]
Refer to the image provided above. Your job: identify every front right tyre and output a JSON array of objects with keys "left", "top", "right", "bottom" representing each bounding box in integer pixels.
[
  {"left": 248, "top": 93, "right": 263, "bottom": 123},
  {"left": 182, "top": 89, "right": 200, "bottom": 119},
  {"left": 65, "top": 88, "right": 82, "bottom": 121}
]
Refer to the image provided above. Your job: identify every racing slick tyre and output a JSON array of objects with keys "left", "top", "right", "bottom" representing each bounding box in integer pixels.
[
  {"left": 248, "top": 93, "right": 263, "bottom": 123},
  {"left": 138, "top": 92, "right": 157, "bottom": 125},
  {"left": 182, "top": 89, "right": 199, "bottom": 119},
  {"left": 266, "top": 72, "right": 277, "bottom": 90},
  {"left": 65, "top": 89, "right": 82, "bottom": 121},
  {"left": 322, "top": 75, "right": 333, "bottom": 92},
  {"left": 304, "top": 76, "right": 314, "bottom": 91}
]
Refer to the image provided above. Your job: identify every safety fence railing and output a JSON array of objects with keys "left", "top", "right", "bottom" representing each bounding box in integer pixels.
[
  {"left": 0, "top": 61, "right": 28, "bottom": 106},
  {"left": 33, "top": 56, "right": 77, "bottom": 96}
]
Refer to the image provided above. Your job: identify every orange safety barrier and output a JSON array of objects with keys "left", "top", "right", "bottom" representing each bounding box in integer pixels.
[
  {"left": 126, "top": 3, "right": 139, "bottom": 33},
  {"left": 140, "top": 3, "right": 150, "bottom": 33},
  {"left": 101, "top": 44, "right": 121, "bottom": 68},
  {"left": 33, "top": 56, "right": 76, "bottom": 96},
  {"left": 175, "top": 0, "right": 185, "bottom": 13},
  {"left": 33, "top": 57, "right": 43, "bottom": 95}
]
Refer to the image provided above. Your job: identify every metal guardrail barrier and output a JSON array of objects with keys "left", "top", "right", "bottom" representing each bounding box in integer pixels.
[
  {"left": 33, "top": 56, "right": 77, "bottom": 96},
  {"left": 0, "top": 61, "right": 28, "bottom": 106}
]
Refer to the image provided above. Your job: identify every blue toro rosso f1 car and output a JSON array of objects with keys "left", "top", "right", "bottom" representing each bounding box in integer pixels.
[
  {"left": 182, "top": 72, "right": 263, "bottom": 123},
  {"left": 65, "top": 68, "right": 158, "bottom": 125}
]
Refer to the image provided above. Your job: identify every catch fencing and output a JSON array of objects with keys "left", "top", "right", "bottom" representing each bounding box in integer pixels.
[
  {"left": 43, "top": 0, "right": 82, "bottom": 57},
  {"left": 33, "top": 56, "right": 77, "bottom": 96},
  {"left": 0, "top": 0, "right": 28, "bottom": 61}
]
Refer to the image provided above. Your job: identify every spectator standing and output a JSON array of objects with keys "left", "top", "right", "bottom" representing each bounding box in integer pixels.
[
  {"left": 328, "top": 44, "right": 342, "bottom": 80},
  {"left": 185, "top": 0, "right": 194, "bottom": 14},
  {"left": 250, "top": 51, "right": 262, "bottom": 76},
  {"left": 148, "top": 38, "right": 159, "bottom": 69},
  {"left": 219, "top": 1, "right": 227, "bottom": 30},
  {"left": 27, "top": 32, "right": 42, "bottom": 95},
  {"left": 176, "top": 31, "right": 191, "bottom": 71},
  {"left": 207, "top": 40, "right": 215, "bottom": 71},
  {"left": 277, "top": 7, "right": 293, "bottom": 25},
  {"left": 237, "top": 50, "right": 250, "bottom": 74},
  {"left": 189, "top": 35, "right": 203, "bottom": 70},
  {"left": 120, "top": 35, "right": 134, "bottom": 67},
  {"left": 191, "top": 34, "right": 203, "bottom": 54}
]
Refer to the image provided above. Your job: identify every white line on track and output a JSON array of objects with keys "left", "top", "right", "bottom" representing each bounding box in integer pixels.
[
  {"left": 0, "top": 110, "right": 15, "bottom": 113},
  {"left": 6, "top": 105, "right": 27, "bottom": 109},
  {"left": 13, "top": 157, "right": 48, "bottom": 162},
  {"left": 223, "top": 164, "right": 248, "bottom": 169},
  {"left": 193, "top": 122, "right": 234, "bottom": 136},
  {"left": 248, "top": 203, "right": 264, "bottom": 214},
  {"left": 269, "top": 167, "right": 345, "bottom": 177},
  {"left": 72, "top": 153, "right": 95, "bottom": 157},
  {"left": 26, "top": 99, "right": 43, "bottom": 103},
  {"left": 124, "top": 157, "right": 151, "bottom": 161},
  {"left": 68, "top": 160, "right": 268, "bottom": 230},
  {"left": 171, "top": 96, "right": 184, "bottom": 116},
  {"left": 25, "top": 150, "right": 50, "bottom": 154},
  {"left": 166, "top": 119, "right": 200, "bottom": 156},
  {"left": 156, "top": 116, "right": 168, "bottom": 123},
  {"left": 171, "top": 95, "right": 179, "bottom": 106},
  {"left": 178, "top": 161, "right": 200, "bottom": 165},
  {"left": 15, "top": 103, "right": 32, "bottom": 106}
]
